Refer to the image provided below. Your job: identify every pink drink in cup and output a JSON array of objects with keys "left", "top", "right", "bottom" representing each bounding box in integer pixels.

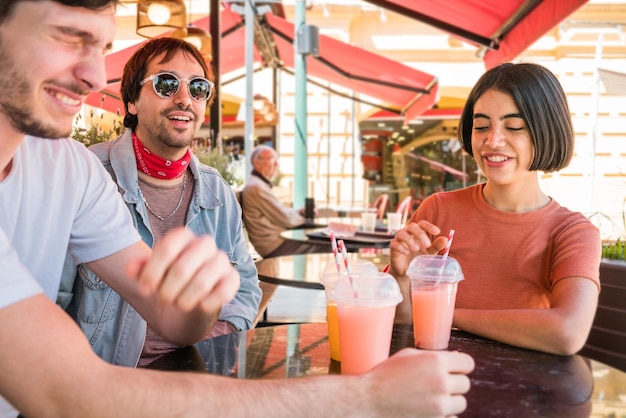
[
  {"left": 411, "top": 282, "right": 458, "bottom": 349},
  {"left": 407, "top": 255, "right": 464, "bottom": 350},
  {"left": 333, "top": 272, "right": 402, "bottom": 374},
  {"left": 321, "top": 260, "right": 379, "bottom": 361}
]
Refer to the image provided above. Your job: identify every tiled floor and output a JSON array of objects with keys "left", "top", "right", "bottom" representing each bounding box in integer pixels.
[{"left": 259, "top": 285, "right": 327, "bottom": 325}]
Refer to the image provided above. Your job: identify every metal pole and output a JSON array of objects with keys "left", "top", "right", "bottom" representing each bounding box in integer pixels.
[
  {"left": 209, "top": 0, "right": 221, "bottom": 149},
  {"left": 326, "top": 82, "right": 331, "bottom": 204},
  {"left": 588, "top": 33, "right": 603, "bottom": 213},
  {"left": 293, "top": 0, "right": 308, "bottom": 208},
  {"left": 244, "top": 0, "right": 255, "bottom": 178},
  {"left": 351, "top": 93, "right": 357, "bottom": 207},
  {"left": 272, "top": 67, "right": 278, "bottom": 151}
]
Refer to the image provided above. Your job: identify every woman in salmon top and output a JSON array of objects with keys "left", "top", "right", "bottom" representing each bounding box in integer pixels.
[{"left": 389, "top": 62, "right": 601, "bottom": 355}]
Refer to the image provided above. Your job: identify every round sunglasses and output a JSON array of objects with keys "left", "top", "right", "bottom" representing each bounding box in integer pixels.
[{"left": 139, "top": 72, "right": 214, "bottom": 102}]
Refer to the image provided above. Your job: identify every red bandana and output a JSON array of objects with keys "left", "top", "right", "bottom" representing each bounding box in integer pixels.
[{"left": 132, "top": 132, "right": 191, "bottom": 179}]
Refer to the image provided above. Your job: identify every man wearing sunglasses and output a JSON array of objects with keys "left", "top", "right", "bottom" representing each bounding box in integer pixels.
[
  {"left": 0, "top": 1, "right": 473, "bottom": 417},
  {"left": 60, "top": 37, "right": 261, "bottom": 367}
]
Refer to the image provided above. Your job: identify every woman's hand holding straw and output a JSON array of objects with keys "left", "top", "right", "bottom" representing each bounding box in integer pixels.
[
  {"left": 442, "top": 229, "right": 455, "bottom": 260},
  {"left": 338, "top": 239, "right": 359, "bottom": 298},
  {"left": 437, "top": 229, "right": 455, "bottom": 280},
  {"left": 329, "top": 231, "right": 343, "bottom": 279}
]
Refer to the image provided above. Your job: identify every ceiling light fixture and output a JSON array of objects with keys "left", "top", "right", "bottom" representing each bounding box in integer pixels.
[
  {"left": 172, "top": 26, "right": 213, "bottom": 62},
  {"left": 170, "top": 0, "right": 213, "bottom": 62},
  {"left": 136, "top": 0, "right": 187, "bottom": 38}
]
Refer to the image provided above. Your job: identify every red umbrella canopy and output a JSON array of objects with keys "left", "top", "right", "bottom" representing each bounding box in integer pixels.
[
  {"left": 363, "top": 0, "right": 588, "bottom": 68},
  {"left": 86, "top": 5, "right": 439, "bottom": 124}
]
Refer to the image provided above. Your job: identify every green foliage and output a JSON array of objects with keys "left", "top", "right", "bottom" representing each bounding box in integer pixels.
[
  {"left": 602, "top": 240, "right": 626, "bottom": 261},
  {"left": 71, "top": 109, "right": 123, "bottom": 146},
  {"left": 588, "top": 205, "right": 626, "bottom": 261},
  {"left": 195, "top": 147, "right": 243, "bottom": 188}
]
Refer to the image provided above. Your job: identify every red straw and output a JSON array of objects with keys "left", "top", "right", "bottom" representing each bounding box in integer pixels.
[
  {"left": 442, "top": 229, "right": 455, "bottom": 259},
  {"left": 329, "top": 231, "right": 342, "bottom": 278},
  {"left": 338, "top": 240, "right": 359, "bottom": 298}
]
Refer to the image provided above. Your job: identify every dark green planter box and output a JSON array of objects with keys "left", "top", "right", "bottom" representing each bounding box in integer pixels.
[{"left": 579, "top": 259, "right": 626, "bottom": 372}]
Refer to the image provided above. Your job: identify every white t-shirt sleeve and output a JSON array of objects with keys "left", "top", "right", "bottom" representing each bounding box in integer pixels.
[
  {"left": 66, "top": 142, "right": 140, "bottom": 263},
  {"left": 0, "top": 230, "right": 42, "bottom": 309}
]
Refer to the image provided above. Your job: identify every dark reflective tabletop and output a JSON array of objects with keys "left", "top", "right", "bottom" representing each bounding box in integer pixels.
[
  {"left": 255, "top": 252, "right": 390, "bottom": 289},
  {"left": 280, "top": 217, "right": 392, "bottom": 250},
  {"left": 281, "top": 229, "right": 392, "bottom": 249},
  {"left": 148, "top": 323, "right": 626, "bottom": 417}
]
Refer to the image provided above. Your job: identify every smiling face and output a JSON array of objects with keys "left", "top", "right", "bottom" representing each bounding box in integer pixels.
[
  {"left": 471, "top": 89, "right": 537, "bottom": 188},
  {"left": 0, "top": 1, "right": 115, "bottom": 142},
  {"left": 128, "top": 50, "right": 207, "bottom": 160}
]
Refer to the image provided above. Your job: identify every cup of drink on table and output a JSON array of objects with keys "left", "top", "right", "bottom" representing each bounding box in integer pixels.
[
  {"left": 386, "top": 212, "right": 402, "bottom": 234},
  {"left": 333, "top": 272, "right": 402, "bottom": 374},
  {"left": 406, "top": 255, "right": 464, "bottom": 350},
  {"left": 320, "top": 259, "right": 379, "bottom": 361},
  {"left": 360, "top": 211, "right": 377, "bottom": 233}
]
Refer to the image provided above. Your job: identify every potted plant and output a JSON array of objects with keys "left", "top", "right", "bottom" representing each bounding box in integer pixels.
[
  {"left": 71, "top": 109, "right": 123, "bottom": 146},
  {"left": 195, "top": 146, "right": 243, "bottom": 188},
  {"left": 602, "top": 240, "right": 625, "bottom": 261}
]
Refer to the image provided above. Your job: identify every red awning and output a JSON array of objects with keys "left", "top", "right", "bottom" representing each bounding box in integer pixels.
[
  {"left": 261, "top": 13, "right": 437, "bottom": 122},
  {"left": 363, "top": 0, "right": 588, "bottom": 69},
  {"left": 86, "top": 5, "right": 438, "bottom": 123}
]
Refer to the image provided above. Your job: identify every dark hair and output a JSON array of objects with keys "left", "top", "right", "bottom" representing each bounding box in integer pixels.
[
  {"left": 458, "top": 62, "right": 574, "bottom": 173},
  {"left": 0, "top": 0, "right": 119, "bottom": 23},
  {"left": 121, "top": 37, "right": 215, "bottom": 130}
]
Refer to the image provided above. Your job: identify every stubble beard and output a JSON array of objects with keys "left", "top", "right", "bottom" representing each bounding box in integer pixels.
[
  {"left": 148, "top": 109, "right": 198, "bottom": 153},
  {"left": 0, "top": 41, "right": 72, "bottom": 139}
]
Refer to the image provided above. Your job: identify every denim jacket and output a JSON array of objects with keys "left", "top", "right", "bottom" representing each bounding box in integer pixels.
[{"left": 59, "top": 130, "right": 260, "bottom": 367}]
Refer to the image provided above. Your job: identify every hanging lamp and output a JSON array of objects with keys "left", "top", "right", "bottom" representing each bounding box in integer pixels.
[
  {"left": 171, "top": 26, "right": 213, "bottom": 62},
  {"left": 136, "top": 0, "right": 187, "bottom": 38},
  {"left": 170, "top": 0, "right": 212, "bottom": 62}
]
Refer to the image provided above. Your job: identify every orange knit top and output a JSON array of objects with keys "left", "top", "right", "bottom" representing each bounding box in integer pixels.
[{"left": 410, "top": 184, "right": 601, "bottom": 310}]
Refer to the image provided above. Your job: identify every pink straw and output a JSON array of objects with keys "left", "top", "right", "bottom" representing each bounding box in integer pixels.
[
  {"left": 338, "top": 240, "right": 359, "bottom": 298},
  {"left": 329, "top": 231, "right": 342, "bottom": 278},
  {"left": 438, "top": 229, "right": 455, "bottom": 280},
  {"left": 442, "top": 229, "right": 455, "bottom": 259}
]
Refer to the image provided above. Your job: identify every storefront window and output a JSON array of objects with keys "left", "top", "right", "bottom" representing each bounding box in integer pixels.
[{"left": 404, "top": 139, "right": 479, "bottom": 201}]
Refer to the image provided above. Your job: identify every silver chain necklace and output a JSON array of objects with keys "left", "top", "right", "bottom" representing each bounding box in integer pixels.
[{"left": 139, "top": 171, "right": 188, "bottom": 221}]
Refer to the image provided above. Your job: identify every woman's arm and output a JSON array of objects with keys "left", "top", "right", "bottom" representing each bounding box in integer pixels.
[
  {"left": 453, "top": 277, "right": 599, "bottom": 355},
  {"left": 388, "top": 220, "right": 448, "bottom": 324}
]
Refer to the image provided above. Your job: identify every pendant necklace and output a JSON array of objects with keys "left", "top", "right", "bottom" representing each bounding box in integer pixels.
[{"left": 139, "top": 171, "right": 188, "bottom": 221}]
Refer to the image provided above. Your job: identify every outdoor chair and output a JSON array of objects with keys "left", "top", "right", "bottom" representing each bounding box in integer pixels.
[
  {"left": 372, "top": 194, "right": 389, "bottom": 220},
  {"left": 579, "top": 260, "right": 626, "bottom": 372},
  {"left": 395, "top": 195, "right": 414, "bottom": 225}
]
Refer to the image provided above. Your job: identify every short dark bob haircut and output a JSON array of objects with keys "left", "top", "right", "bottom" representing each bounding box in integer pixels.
[
  {"left": 121, "top": 37, "right": 215, "bottom": 130},
  {"left": 458, "top": 62, "right": 574, "bottom": 173}
]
